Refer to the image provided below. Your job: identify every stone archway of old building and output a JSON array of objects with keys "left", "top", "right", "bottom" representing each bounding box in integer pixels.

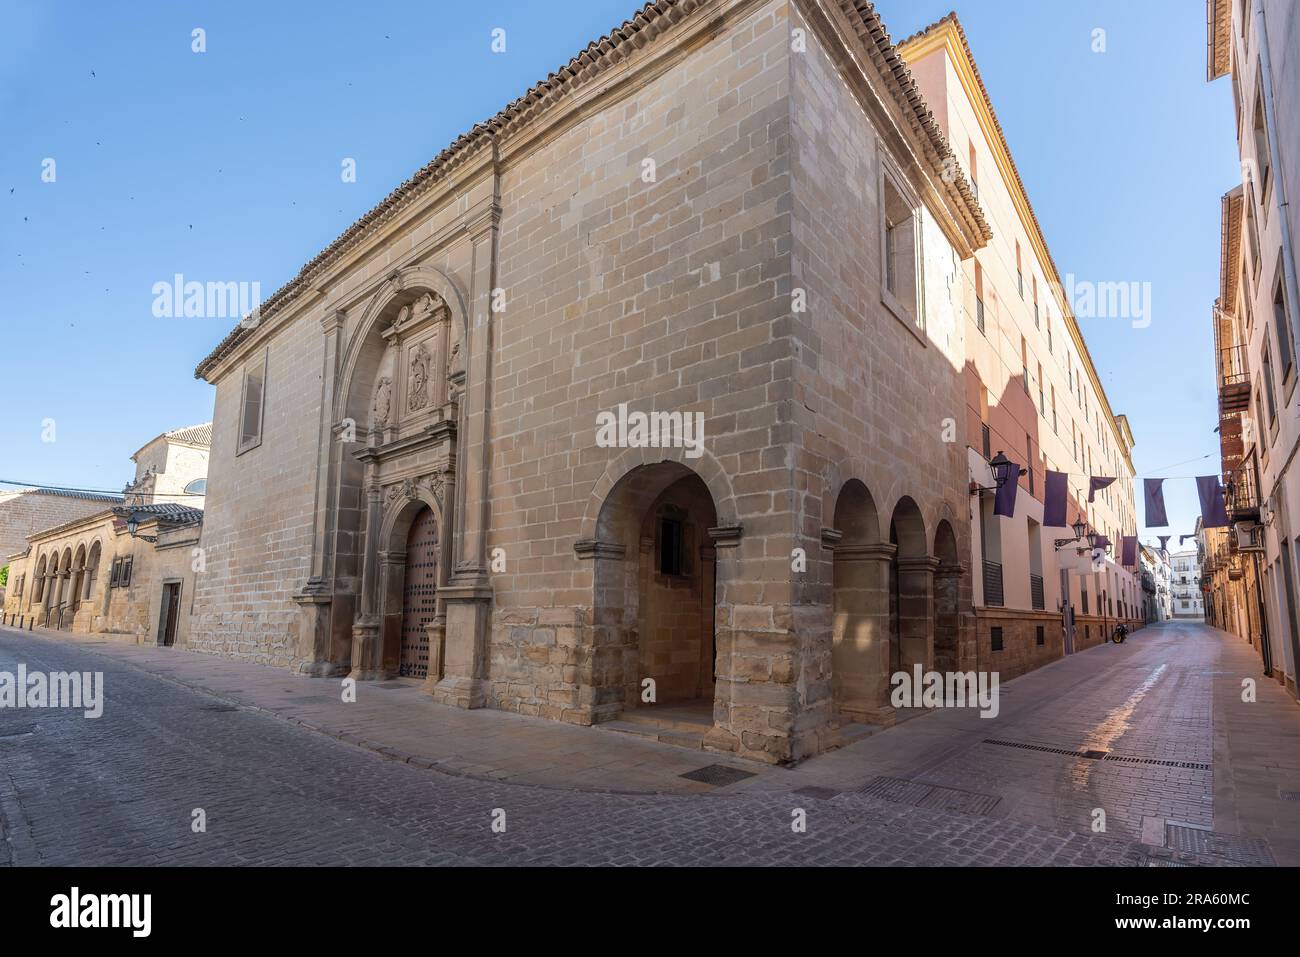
[
  {"left": 889, "top": 498, "right": 934, "bottom": 686},
  {"left": 588, "top": 462, "right": 719, "bottom": 728},
  {"left": 932, "top": 520, "right": 961, "bottom": 676},
  {"left": 828, "top": 479, "right": 894, "bottom": 724}
]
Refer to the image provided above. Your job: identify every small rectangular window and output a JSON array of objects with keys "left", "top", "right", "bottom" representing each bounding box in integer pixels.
[
  {"left": 981, "top": 422, "right": 991, "bottom": 460},
  {"left": 1274, "top": 269, "right": 1293, "bottom": 378},
  {"left": 238, "top": 351, "right": 268, "bottom": 455},
  {"left": 1035, "top": 625, "right": 1045, "bottom": 646},
  {"left": 659, "top": 518, "right": 684, "bottom": 576},
  {"left": 110, "top": 558, "right": 121, "bottom": 588},
  {"left": 990, "top": 626, "right": 1003, "bottom": 652},
  {"left": 120, "top": 557, "right": 133, "bottom": 588}
]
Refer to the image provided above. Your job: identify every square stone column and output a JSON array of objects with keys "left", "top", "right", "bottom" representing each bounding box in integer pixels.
[{"left": 831, "top": 542, "right": 896, "bottom": 723}]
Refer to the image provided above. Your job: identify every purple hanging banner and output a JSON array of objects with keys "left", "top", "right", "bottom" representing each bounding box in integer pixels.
[
  {"left": 1043, "top": 470, "right": 1069, "bottom": 526},
  {"left": 1088, "top": 476, "right": 1116, "bottom": 502},
  {"left": 1121, "top": 535, "right": 1138, "bottom": 566},
  {"left": 1094, "top": 535, "right": 1111, "bottom": 551},
  {"left": 1143, "top": 478, "right": 1169, "bottom": 527},
  {"left": 1196, "top": 475, "right": 1232, "bottom": 529},
  {"left": 1158, "top": 535, "right": 1171, "bottom": 552},
  {"left": 994, "top": 461, "right": 1020, "bottom": 517}
]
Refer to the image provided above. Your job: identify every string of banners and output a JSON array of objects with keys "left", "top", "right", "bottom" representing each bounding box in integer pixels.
[{"left": 990, "top": 463, "right": 1232, "bottom": 569}]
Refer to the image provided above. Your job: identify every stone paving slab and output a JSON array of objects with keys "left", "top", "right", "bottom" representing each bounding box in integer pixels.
[{"left": 2, "top": 619, "right": 1298, "bottom": 864}]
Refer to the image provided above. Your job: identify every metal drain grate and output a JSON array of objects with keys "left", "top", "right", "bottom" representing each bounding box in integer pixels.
[
  {"left": 679, "top": 764, "right": 756, "bottom": 787},
  {"left": 201, "top": 704, "right": 240, "bottom": 713},
  {"left": 1166, "top": 822, "right": 1275, "bottom": 866},
  {"left": 859, "top": 775, "right": 1001, "bottom": 816},
  {"left": 1103, "top": 754, "right": 1211, "bottom": 771},
  {"left": 982, "top": 739, "right": 1210, "bottom": 770},
  {"left": 1279, "top": 790, "right": 1300, "bottom": 801},
  {"left": 982, "top": 738, "right": 1087, "bottom": 758}
]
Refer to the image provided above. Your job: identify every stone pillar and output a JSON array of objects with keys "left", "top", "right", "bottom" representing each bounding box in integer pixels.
[
  {"left": 296, "top": 308, "right": 348, "bottom": 675},
  {"left": 896, "top": 556, "right": 939, "bottom": 675},
  {"left": 349, "top": 482, "right": 385, "bottom": 680},
  {"left": 933, "top": 561, "right": 964, "bottom": 673},
  {"left": 574, "top": 539, "right": 628, "bottom": 723},
  {"left": 831, "top": 542, "right": 896, "bottom": 724},
  {"left": 437, "top": 207, "right": 499, "bottom": 710}
]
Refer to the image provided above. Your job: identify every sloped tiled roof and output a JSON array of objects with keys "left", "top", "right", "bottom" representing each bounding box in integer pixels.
[
  {"left": 111, "top": 503, "right": 204, "bottom": 528},
  {"left": 164, "top": 423, "right": 213, "bottom": 447},
  {"left": 1, "top": 487, "right": 123, "bottom": 503}
]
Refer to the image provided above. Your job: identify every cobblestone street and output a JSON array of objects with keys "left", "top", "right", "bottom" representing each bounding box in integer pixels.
[{"left": 0, "top": 619, "right": 1295, "bottom": 866}]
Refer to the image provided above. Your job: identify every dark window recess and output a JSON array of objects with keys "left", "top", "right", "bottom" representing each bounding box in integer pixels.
[
  {"left": 982, "top": 560, "right": 1004, "bottom": 607},
  {"left": 990, "top": 626, "right": 1004, "bottom": 651},
  {"left": 981, "top": 423, "right": 991, "bottom": 460},
  {"left": 110, "top": 559, "right": 121, "bottom": 588},
  {"left": 1030, "top": 574, "right": 1045, "bottom": 610},
  {"left": 1035, "top": 625, "right": 1045, "bottom": 646},
  {"left": 659, "top": 518, "right": 684, "bottom": 576},
  {"left": 120, "top": 558, "right": 133, "bottom": 588}
]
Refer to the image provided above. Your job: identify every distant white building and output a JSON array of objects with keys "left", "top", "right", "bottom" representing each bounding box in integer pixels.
[
  {"left": 1140, "top": 544, "right": 1174, "bottom": 621},
  {"left": 1169, "top": 548, "right": 1204, "bottom": 618}
]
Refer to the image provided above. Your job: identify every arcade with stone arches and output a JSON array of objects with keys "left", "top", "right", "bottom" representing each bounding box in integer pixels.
[{"left": 824, "top": 478, "right": 968, "bottom": 725}]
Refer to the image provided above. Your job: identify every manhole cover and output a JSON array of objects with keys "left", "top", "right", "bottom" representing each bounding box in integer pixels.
[
  {"left": 1166, "top": 822, "right": 1275, "bottom": 865},
  {"left": 679, "top": 764, "right": 756, "bottom": 787},
  {"left": 792, "top": 785, "right": 840, "bottom": 801},
  {"left": 917, "top": 786, "right": 1001, "bottom": 816}
]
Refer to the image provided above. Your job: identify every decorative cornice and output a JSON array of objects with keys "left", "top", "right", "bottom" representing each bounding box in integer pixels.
[
  {"left": 707, "top": 524, "right": 743, "bottom": 548},
  {"left": 574, "top": 539, "right": 627, "bottom": 560}
]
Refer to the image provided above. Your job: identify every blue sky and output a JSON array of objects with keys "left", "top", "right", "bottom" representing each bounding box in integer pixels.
[{"left": 1, "top": 0, "right": 1233, "bottom": 544}]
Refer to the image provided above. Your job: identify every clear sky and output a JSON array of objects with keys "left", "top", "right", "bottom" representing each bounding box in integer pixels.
[{"left": 2, "top": 0, "right": 1235, "bottom": 545}]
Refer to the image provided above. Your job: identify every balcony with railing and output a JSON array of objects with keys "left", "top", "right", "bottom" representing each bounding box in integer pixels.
[
  {"left": 1217, "top": 344, "right": 1251, "bottom": 413},
  {"left": 983, "top": 560, "right": 1004, "bottom": 607},
  {"left": 1223, "top": 466, "right": 1260, "bottom": 520}
]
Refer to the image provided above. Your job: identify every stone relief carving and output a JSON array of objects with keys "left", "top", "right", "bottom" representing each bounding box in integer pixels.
[
  {"left": 408, "top": 344, "right": 430, "bottom": 412},
  {"left": 447, "top": 314, "right": 464, "bottom": 381},
  {"left": 372, "top": 376, "right": 392, "bottom": 427},
  {"left": 419, "top": 473, "right": 446, "bottom": 505}
]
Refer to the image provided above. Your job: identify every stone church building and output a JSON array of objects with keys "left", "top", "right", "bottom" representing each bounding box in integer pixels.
[{"left": 191, "top": 0, "right": 991, "bottom": 763}]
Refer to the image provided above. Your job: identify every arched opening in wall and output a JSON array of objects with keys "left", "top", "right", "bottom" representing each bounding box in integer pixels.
[
  {"left": 83, "top": 542, "right": 101, "bottom": 604},
  {"left": 30, "top": 554, "right": 47, "bottom": 611},
  {"left": 933, "top": 520, "right": 961, "bottom": 675},
  {"left": 830, "top": 479, "right": 889, "bottom": 723},
  {"left": 70, "top": 544, "right": 87, "bottom": 613},
  {"left": 888, "top": 498, "right": 931, "bottom": 690},
  {"left": 398, "top": 505, "right": 439, "bottom": 679},
  {"left": 591, "top": 462, "right": 718, "bottom": 725}
]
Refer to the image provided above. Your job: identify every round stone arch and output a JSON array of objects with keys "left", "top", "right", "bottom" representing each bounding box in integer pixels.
[
  {"left": 333, "top": 263, "right": 470, "bottom": 426},
  {"left": 577, "top": 445, "right": 739, "bottom": 545}
]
